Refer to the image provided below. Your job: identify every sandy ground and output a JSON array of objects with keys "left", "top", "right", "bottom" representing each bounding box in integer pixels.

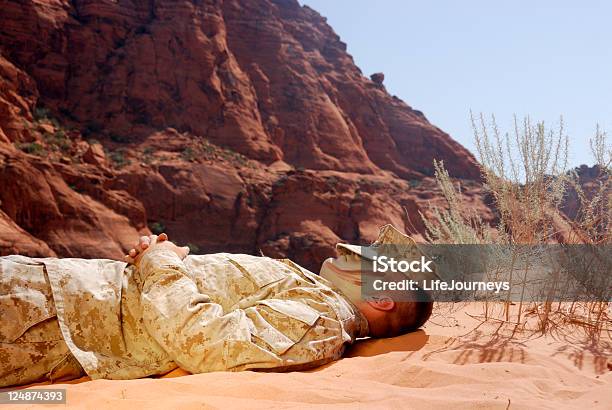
[{"left": 6, "top": 303, "right": 611, "bottom": 409}]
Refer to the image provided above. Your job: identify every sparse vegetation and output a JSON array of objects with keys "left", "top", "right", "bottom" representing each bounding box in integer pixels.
[
  {"left": 143, "top": 146, "right": 155, "bottom": 164},
  {"left": 212, "top": 143, "right": 249, "bottom": 166},
  {"left": 472, "top": 113, "right": 570, "bottom": 243},
  {"left": 33, "top": 106, "right": 60, "bottom": 128},
  {"left": 21, "top": 105, "right": 76, "bottom": 158},
  {"left": 181, "top": 147, "right": 197, "bottom": 162},
  {"left": 172, "top": 138, "right": 251, "bottom": 167},
  {"left": 44, "top": 130, "right": 71, "bottom": 152},
  {"left": 17, "top": 142, "right": 45, "bottom": 156},
  {"left": 33, "top": 106, "right": 52, "bottom": 122},
  {"left": 565, "top": 125, "right": 611, "bottom": 244},
  {"left": 423, "top": 113, "right": 610, "bottom": 342},
  {"left": 420, "top": 159, "right": 492, "bottom": 244},
  {"left": 108, "top": 148, "right": 130, "bottom": 168}
]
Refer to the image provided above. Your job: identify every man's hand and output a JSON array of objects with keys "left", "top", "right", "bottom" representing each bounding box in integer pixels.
[{"left": 124, "top": 233, "right": 190, "bottom": 264}]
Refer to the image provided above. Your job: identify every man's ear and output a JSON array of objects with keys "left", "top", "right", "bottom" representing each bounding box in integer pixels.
[{"left": 367, "top": 296, "right": 395, "bottom": 311}]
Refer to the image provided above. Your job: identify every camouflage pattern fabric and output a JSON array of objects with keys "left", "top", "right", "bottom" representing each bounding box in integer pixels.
[{"left": 0, "top": 251, "right": 367, "bottom": 386}]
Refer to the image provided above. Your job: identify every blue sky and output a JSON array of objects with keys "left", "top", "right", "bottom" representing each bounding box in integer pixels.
[{"left": 301, "top": 0, "right": 611, "bottom": 168}]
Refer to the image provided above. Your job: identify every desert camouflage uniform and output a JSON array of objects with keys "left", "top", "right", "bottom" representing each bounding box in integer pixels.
[{"left": 0, "top": 251, "right": 368, "bottom": 387}]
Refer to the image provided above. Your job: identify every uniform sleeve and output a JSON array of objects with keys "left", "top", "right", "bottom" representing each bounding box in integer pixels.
[{"left": 136, "top": 249, "right": 284, "bottom": 373}]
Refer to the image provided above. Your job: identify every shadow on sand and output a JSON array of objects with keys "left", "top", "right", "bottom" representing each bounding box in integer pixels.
[{"left": 344, "top": 329, "right": 429, "bottom": 358}]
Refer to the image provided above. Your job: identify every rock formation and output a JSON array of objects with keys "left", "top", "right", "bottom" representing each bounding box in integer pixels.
[{"left": 0, "top": 0, "right": 490, "bottom": 270}]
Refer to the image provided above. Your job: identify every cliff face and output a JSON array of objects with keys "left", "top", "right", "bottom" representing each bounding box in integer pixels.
[{"left": 0, "top": 0, "right": 488, "bottom": 270}]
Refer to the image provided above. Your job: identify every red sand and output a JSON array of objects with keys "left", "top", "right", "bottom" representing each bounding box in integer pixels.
[{"left": 10, "top": 303, "right": 611, "bottom": 409}]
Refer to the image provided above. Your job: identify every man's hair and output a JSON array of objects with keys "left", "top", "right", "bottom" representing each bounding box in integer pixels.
[{"left": 370, "top": 285, "right": 433, "bottom": 338}]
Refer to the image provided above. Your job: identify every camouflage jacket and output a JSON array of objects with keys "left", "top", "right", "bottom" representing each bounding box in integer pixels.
[{"left": 0, "top": 251, "right": 368, "bottom": 379}]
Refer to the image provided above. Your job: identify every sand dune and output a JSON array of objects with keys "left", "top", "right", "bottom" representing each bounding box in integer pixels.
[{"left": 11, "top": 303, "right": 611, "bottom": 409}]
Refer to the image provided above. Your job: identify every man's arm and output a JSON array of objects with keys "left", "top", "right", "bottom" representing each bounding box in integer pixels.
[{"left": 136, "top": 245, "right": 283, "bottom": 373}]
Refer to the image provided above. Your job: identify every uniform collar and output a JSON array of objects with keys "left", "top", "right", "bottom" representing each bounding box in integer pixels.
[{"left": 342, "top": 295, "right": 369, "bottom": 338}]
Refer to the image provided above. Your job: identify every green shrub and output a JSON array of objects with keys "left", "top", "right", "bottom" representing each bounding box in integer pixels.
[
  {"left": 33, "top": 107, "right": 51, "bottom": 121},
  {"left": 109, "top": 149, "right": 129, "bottom": 168},
  {"left": 44, "top": 130, "right": 71, "bottom": 152},
  {"left": 181, "top": 147, "right": 197, "bottom": 162},
  {"left": 17, "top": 142, "right": 45, "bottom": 156}
]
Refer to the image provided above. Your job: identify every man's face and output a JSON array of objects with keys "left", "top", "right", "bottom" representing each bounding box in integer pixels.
[{"left": 320, "top": 254, "right": 364, "bottom": 303}]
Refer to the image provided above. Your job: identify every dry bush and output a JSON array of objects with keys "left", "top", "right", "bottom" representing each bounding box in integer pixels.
[
  {"left": 564, "top": 126, "right": 611, "bottom": 244},
  {"left": 472, "top": 113, "right": 571, "bottom": 243},
  {"left": 423, "top": 114, "right": 611, "bottom": 341},
  {"left": 420, "top": 159, "right": 492, "bottom": 244}
]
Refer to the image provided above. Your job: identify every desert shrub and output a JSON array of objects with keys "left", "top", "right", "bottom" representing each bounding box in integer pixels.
[
  {"left": 142, "top": 146, "right": 155, "bottom": 163},
  {"left": 33, "top": 107, "right": 51, "bottom": 121},
  {"left": 564, "top": 126, "right": 611, "bottom": 244},
  {"left": 181, "top": 147, "right": 196, "bottom": 162},
  {"left": 108, "top": 149, "right": 129, "bottom": 168},
  {"left": 26, "top": 106, "right": 76, "bottom": 157},
  {"left": 32, "top": 106, "right": 60, "bottom": 128},
  {"left": 420, "top": 159, "right": 492, "bottom": 244},
  {"left": 218, "top": 147, "right": 248, "bottom": 166},
  {"left": 185, "top": 138, "right": 251, "bottom": 167},
  {"left": 472, "top": 113, "right": 572, "bottom": 243},
  {"left": 17, "top": 142, "right": 45, "bottom": 156},
  {"left": 423, "top": 114, "right": 610, "bottom": 339},
  {"left": 44, "top": 130, "right": 71, "bottom": 152}
]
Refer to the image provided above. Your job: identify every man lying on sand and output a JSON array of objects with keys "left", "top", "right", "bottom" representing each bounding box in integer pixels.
[{"left": 0, "top": 225, "right": 432, "bottom": 387}]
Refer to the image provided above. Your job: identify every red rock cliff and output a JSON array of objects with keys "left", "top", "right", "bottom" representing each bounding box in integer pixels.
[{"left": 0, "top": 0, "right": 487, "bottom": 270}]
